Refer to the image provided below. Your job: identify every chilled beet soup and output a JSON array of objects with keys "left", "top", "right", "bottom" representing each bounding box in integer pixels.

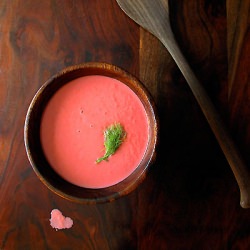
[{"left": 40, "top": 75, "right": 149, "bottom": 188}]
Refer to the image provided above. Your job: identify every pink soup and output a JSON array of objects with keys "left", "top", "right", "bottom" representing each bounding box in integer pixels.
[{"left": 40, "top": 75, "right": 149, "bottom": 188}]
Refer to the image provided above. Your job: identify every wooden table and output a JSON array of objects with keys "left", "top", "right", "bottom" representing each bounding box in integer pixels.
[{"left": 1, "top": 0, "right": 250, "bottom": 249}]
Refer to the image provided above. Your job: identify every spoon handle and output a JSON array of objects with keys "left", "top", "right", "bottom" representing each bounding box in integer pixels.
[{"left": 160, "top": 33, "right": 250, "bottom": 208}]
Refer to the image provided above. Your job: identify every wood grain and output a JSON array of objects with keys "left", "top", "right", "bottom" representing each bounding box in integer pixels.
[
  {"left": 227, "top": 0, "right": 250, "bottom": 166},
  {"left": 1, "top": 0, "right": 250, "bottom": 249}
]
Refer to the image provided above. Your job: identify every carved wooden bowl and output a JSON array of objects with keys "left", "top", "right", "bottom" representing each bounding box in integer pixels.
[{"left": 24, "top": 62, "right": 158, "bottom": 204}]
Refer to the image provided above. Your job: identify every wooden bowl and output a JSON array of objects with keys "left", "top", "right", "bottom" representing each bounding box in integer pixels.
[{"left": 24, "top": 62, "right": 158, "bottom": 204}]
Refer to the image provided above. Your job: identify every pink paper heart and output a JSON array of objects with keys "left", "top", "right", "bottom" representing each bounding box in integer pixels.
[{"left": 50, "top": 209, "right": 73, "bottom": 230}]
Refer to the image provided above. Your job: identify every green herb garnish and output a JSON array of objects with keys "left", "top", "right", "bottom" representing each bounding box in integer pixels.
[{"left": 96, "top": 123, "right": 126, "bottom": 163}]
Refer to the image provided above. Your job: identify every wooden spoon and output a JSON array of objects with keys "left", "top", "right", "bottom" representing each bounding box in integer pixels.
[{"left": 116, "top": 0, "right": 250, "bottom": 208}]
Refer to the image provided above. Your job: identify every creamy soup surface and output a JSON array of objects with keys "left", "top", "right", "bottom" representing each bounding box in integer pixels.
[{"left": 40, "top": 75, "right": 149, "bottom": 188}]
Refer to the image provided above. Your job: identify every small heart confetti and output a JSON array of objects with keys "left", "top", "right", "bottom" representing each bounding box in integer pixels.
[{"left": 50, "top": 209, "right": 73, "bottom": 231}]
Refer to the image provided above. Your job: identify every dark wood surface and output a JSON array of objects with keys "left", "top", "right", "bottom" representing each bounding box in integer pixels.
[{"left": 1, "top": 0, "right": 250, "bottom": 249}]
